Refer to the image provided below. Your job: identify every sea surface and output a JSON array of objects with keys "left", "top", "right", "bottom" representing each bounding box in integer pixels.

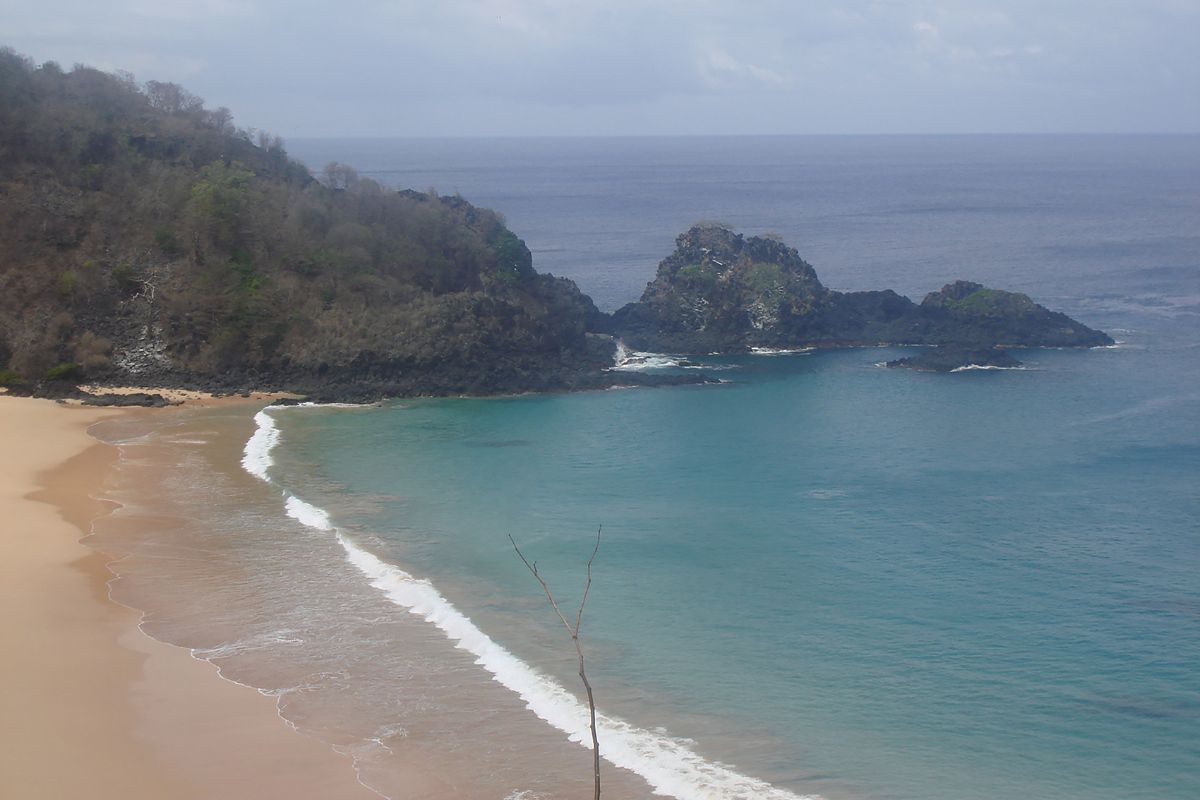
[{"left": 94, "top": 136, "right": 1199, "bottom": 800}]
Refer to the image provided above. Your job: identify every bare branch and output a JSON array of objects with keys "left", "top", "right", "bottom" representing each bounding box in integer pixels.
[
  {"left": 575, "top": 526, "right": 602, "bottom": 636},
  {"left": 510, "top": 531, "right": 604, "bottom": 800},
  {"left": 509, "top": 534, "right": 575, "bottom": 639}
]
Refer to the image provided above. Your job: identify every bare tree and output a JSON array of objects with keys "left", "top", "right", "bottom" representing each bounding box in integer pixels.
[
  {"left": 144, "top": 80, "right": 203, "bottom": 114},
  {"left": 321, "top": 161, "right": 360, "bottom": 191},
  {"left": 509, "top": 528, "right": 603, "bottom": 800}
]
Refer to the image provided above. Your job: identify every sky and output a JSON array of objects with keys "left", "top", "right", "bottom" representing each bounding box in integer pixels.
[{"left": 2, "top": 0, "right": 1197, "bottom": 138}]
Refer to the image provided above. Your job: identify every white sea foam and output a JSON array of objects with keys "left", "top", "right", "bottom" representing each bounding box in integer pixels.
[
  {"left": 949, "top": 364, "right": 1027, "bottom": 373},
  {"left": 192, "top": 629, "right": 305, "bottom": 660},
  {"left": 285, "top": 494, "right": 334, "bottom": 531},
  {"left": 611, "top": 341, "right": 688, "bottom": 371},
  {"left": 749, "top": 346, "right": 814, "bottom": 356},
  {"left": 241, "top": 409, "right": 816, "bottom": 800},
  {"left": 334, "top": 530, "right": 813, "bottom": 800},
  {"left": 241, "top": 409, "right": 281, "bottom": 480},
  {"left": 611, "top": 341, "right": 738, "bottom": 372},
  {"left": 288, "top": 401, "right": 380, "bottom": 409}
]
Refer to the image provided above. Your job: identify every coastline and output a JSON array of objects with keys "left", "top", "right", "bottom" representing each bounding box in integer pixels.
[{"left": 0, "top": 394, "right": 376, "bottom": 799}]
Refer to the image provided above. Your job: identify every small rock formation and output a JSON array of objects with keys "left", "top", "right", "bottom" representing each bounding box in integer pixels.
[{"left": 885, "top": 346, "right": 1024, "bottom": 373}]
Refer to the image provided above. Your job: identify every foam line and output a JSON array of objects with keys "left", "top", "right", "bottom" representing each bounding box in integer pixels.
[
  {"left": 245, "top": 408, "right": 817, "bottom": 800},
  {"left": 749, "top": 347, "right": 814, "bottom": 355},
  {"left": 241, "top": 409, "right": 280, "bottom": 481}
]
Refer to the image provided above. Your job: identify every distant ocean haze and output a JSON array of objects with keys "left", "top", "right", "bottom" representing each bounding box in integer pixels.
[{"left": 97, "top": 136, "right": 1200, "bottom": 800}]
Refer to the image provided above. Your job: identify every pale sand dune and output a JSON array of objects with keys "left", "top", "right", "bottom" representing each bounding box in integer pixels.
[{"left": 0, "top": 396, "right": 376, "bottom": 800}]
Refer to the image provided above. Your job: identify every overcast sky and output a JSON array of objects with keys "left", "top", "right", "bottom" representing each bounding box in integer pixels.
[{"left": 2, "top": 1, "right": 1197, "bottom": 137}]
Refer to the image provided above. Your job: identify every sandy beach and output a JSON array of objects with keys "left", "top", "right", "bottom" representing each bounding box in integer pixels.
[{"left": 0, "top": 394, "right": 375, "bottom": 799}]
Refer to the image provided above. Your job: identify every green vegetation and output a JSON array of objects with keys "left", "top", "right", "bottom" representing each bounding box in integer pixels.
[
  {"left": 676, "top": 262, "right": 718, "bottom": 290},
  {"left": 0, "top": 47, "right": 599, "bottom": 391},
  {"left": 0, "top": 368, "right": 22, "bottom": 386},
  {"left": 745, "top": 262, "right": 784, "bottom": 295},
  {"left": 948, "top": 288, "right": 1003, "bottom": 312},
  {"left": 56, "top": 271, "right": 78, "bottom": 297},
  {"left": 44, "top": 362, "right": 82, "bottom": 382},
  {"left": 935, "top": 285, "right": 1039, "bottom": 316}
]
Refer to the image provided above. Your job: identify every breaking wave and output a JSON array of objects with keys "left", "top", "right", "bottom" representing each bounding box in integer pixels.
[
  {"left": 611, "top": 341, "right": 738, "bottom": 372},
  {"left": 949, "top": 364, "right": 1027, "bottom": 372},
  {"left": 749, "top": 346, "right": 814, "bottom": 356}
]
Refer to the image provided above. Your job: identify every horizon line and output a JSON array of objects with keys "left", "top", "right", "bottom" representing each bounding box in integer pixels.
[{"left": 287, "top": 131, "right": 1200, "bottom": 141}]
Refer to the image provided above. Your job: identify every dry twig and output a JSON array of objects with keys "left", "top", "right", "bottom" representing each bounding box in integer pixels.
[{"left": 510, "top": 527, "right": 603, "bottom": 800}]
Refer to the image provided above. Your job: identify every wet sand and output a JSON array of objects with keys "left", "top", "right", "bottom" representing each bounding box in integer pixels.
[{"left": 0, "top": 395, "right": 376, "bottom": 799}]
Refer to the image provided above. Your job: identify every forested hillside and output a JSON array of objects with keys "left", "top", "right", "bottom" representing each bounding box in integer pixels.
[{"left": 0, "top": 48, "right": 609, "bottom": 396}]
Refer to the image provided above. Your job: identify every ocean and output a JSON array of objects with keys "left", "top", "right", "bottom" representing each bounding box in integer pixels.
[{"left": 91, "top": 135, "right": 1199, "bottom": 799}]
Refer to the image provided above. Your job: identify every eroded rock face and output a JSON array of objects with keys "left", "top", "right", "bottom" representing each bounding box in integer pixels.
[
  {"left": 610, "top": 225, "right": 1113, "bottom": 353},
  {"left": 610, "top": 225, "right": 828, "bottom": 352}
]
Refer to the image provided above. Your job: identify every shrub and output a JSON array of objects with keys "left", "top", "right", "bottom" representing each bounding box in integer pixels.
[
  {"left": 112, "top": 263, "right": 143, "bottom": 295},
  {"left": 0, "top": 368, "right": 22, "bottom": 386},
  {"left": 76, "top": 331, "right": 112, "bottom": 372},
  {"left": 56, "top": 271, "right": 78, "bottom": 297},
  {"left": 154, "top": 225, "right": 182, "bottom": 256},
  {"left": 44, "top": 362, "right": 82, "bottom": 382}
]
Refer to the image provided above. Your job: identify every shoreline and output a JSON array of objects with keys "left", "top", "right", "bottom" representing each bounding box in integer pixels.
[
  {"left": 0, "top": 395, "right": 377, "bottom": 799},
  {"left": 89, "top": 396, "right": 660, "bottom": 799},
  {"left": 2, "top": 390, "right": 822, "bottom": 800}
]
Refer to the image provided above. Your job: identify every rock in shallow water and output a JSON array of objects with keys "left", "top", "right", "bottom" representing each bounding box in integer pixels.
[{"left": 885, "top": 346, "right": 1024, "bottom": 373}]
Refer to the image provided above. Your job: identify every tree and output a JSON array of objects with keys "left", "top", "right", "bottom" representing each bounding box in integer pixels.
[
  {"left": 144, "top": 80, "right": 203, "bottom": 114},
  {"left": 321, "top": 161, "right": 360, "bottom": 191},
  {"left": 186, "top": 161, "right": 253, "bottom": 252},
  {"left": 510, "top": 529, "right": 603, "bottom": 800}
]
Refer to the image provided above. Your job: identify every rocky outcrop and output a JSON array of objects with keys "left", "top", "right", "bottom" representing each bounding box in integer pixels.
[
  {"left": 609, "top": 225, "right": 828, "bottom": 352},
  {"left": 609, "top": 225, "right": 1113, "bottom": 353},
  {"left": 911, "top": 281, "right": 1109, "bottom": 347},
  {"left": 885, "top": 346, "right": 1024, "bottom": 373}
]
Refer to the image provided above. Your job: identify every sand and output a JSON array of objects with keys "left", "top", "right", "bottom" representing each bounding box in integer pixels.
[{"left": 0, "top": 395, "right": 376, "bottom": 799}]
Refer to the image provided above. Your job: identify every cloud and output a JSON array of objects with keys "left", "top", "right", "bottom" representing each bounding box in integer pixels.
[
  {"left": 699, "top": 46, "right": 787, "bottom": 89},
  {"left": 0, "top": 0, "right": 1196, "bottom": 135}
]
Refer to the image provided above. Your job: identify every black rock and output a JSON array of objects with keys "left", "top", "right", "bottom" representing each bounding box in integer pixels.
[
  {"left": 80, "top": 392, "right": 175, "bottom": 407},
  {"left": 885, "top": 346, "right": 1024, "bottom": 373},
  {"left": 610, "top": 225, "right": 1113, "bottom": 354}
]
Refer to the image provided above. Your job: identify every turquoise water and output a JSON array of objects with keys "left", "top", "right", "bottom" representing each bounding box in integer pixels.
[
  {"left": 273, "top": 343, "right": 1199, "bottom": 799},
  {"left": 265, "top": 136, "right": 1200, "bottom": 799}
]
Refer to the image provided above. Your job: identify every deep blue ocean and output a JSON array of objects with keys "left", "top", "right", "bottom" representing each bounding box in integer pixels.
[{"left": 266, "top": 136, "right": 1199, "bottom": 799}]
